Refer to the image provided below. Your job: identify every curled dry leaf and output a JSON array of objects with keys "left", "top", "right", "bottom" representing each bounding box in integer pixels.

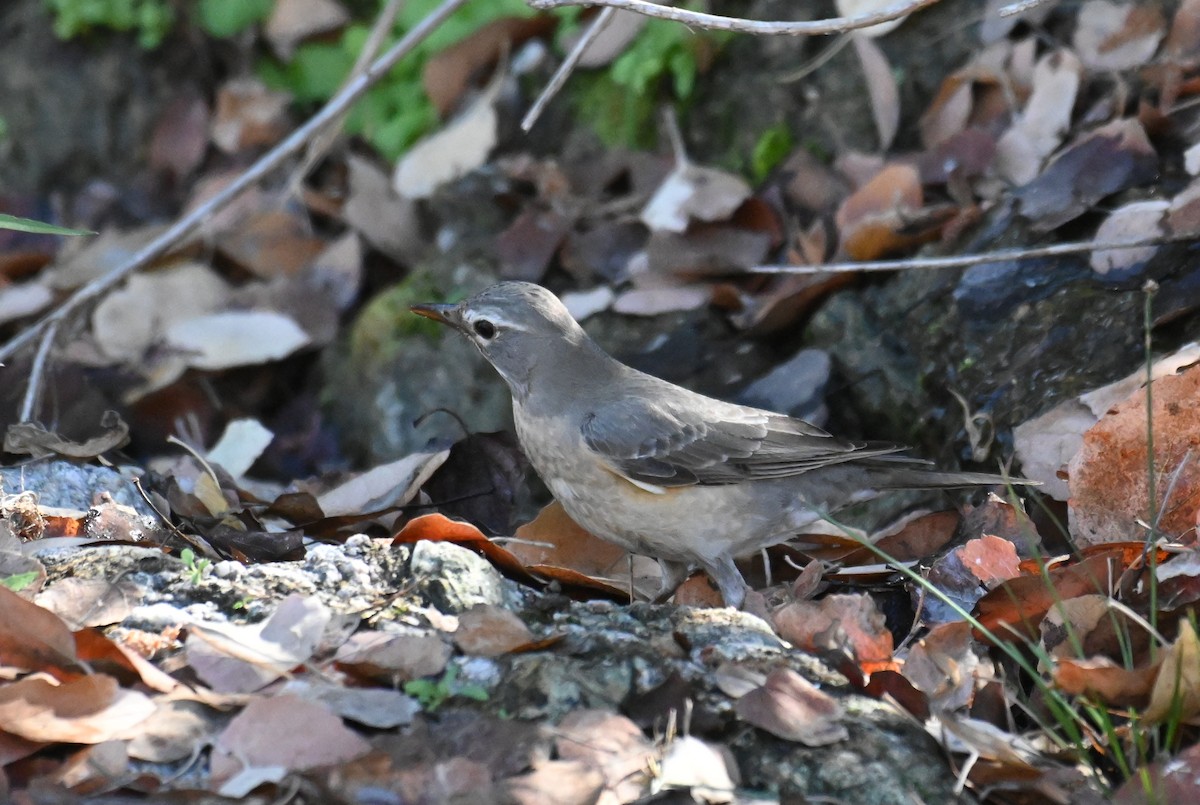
[
  {"left": 316, "top": 449, "right": 448, "bottom": 517},
  {"left": 1143, "top": 619, "right": 1200, "bottom": 723},
  {"left": 772, "top": 593, "right": 894, "bottom": 672},
  {"left": 1015, "top": 117, "right": 1158, "bottom": 232},
  {"left": 1052, "top": 656, "right": 1157, "bottom": 708},
  {"left": 334, "top": 629, "right": 451, "bottom": 683},
  {"left": 902, "top": 622, "right": 983, "bottom": 712},
  {"left": 4, "top": 410, "right": 130, "bottom": 460},
  {"left": 424, "top": 16, "right": 555, "bottom": 116},
  {"left": 555, "top": 709, "right": 653, "bottom": 803},
  {"left": 734, "top": 667, "right": 847, "bottom": 746},
  {"left": 187, "top": 594, "right": 331, "bottom": 694}
]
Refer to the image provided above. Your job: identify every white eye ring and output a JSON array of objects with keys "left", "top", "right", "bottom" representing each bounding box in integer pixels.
[{"left": 473, "top": 319, "right": 496, "bottom": 339}]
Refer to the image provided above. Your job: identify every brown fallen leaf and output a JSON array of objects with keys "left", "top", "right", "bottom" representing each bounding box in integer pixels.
[
  {"left": 454, "top": 604, "right": 535, "bottom": 657},
  {"left": 210, "top": 694, "right": 371, "bottom": 792},
  {"left": 0, "top": 674, "right": 154, "bottom": 744},
  {"left": 773, "top": 593, "right": 895, "bottom": 673},
  {"left": 1143, "top": 619, "right": 1200, "bottom": 723},
  {"left": 1068, "top": 364, "right": 1200, "bottom": 546},
  {"left": 734, "top": 667, "right": 848, "bottom": 746},
  {"left": 1052, "top": 655, "right": 1157, "bottom": 708}
]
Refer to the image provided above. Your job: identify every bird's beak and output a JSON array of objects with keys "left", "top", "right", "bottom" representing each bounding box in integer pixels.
[{"left": 409, "top": 303, "right": 458, "bottom": 327}]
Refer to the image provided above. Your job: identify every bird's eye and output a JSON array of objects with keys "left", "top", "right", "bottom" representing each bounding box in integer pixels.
[{"left": 473, "top": 319, "right": 496, "bottom": 339}]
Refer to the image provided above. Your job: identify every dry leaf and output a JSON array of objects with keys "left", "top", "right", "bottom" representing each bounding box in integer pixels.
[
  {"left": 1090, "top": 199, "right": 1168, "bottom": 277},
  {"left": 1013, "top": 342, "right": 1200, "bottom": 499},
  {"left": 834, "top": 163, "right": 927, "bottom": 260},
  {"left": 453, "top": 604, "right": 534, "bottom": 656},
  {"left": 995, "top": 50, "right": 1082, "bottom": 185},
  {"left": 1073, "top": 1, "right": 1165, "bottom": 72},
  {"left": 772, "top": 593, "right": 894, "bottom": 671},
  {"left": 734, "top": 667, "right": 847, "bottom": 746},
  {"left": 165, "top": 310, "right": 311, "bottom": 370},
  {"left": 266, "top": 0, "right": 349, "bottom": 59},
  {"left": 211, "top": 78, "right": 291, "bottom": 154},
  {"left": 852, "top": 34, "right": 899, "bottom": 150},
  {"left": 394, "top": 75, "right": 501, "bottom": 199},
  {"left": 334, "top": 629, "right": 451, "bottom": 682},
  {"left": 641, "top": 164, "right": 751, "bottom": 233},
  {"left": 316, "top": 449, "right": 448, "bottom": 517},
  {"left": 210, "top": 695, "right": 371, "bottom": 793},
  {"left": 1144, "top": 620, "right": 1200, "bottom": 723},
  {"left": 1068, "top": 364, "right": 1200, "bottom": 545},
  {"left": 0, "top": 675, "right": 154, "bottom": 744}
]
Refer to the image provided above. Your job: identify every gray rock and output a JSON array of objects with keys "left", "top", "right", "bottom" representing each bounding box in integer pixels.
[
  {"left": 0, "top": 462, "right": 155, "bottom": 517},
  {"left": 737, "top": 348, "right": 831, "bottom": 424},
  {"left": 409, "top": 540, "right": 509, "bottom": 613}
]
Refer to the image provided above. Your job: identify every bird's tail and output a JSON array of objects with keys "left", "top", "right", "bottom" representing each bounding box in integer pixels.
[{"left": 864, "top": 460, "right": 1034, "bottom": 491}]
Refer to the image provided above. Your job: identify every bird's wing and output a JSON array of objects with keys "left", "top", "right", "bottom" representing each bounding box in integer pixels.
[{"left": 580, "top": 393, "right": 907, "bottom": 488}]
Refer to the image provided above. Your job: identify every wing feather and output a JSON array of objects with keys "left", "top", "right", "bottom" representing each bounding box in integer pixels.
[{"left": 581, "top": 393, "right": 906, "bottom": 487}]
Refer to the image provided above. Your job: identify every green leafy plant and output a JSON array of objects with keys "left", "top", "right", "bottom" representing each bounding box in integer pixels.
[
  {"left": 259, "top": 0, "right": 534, "bottom": 160},
  {"left": 196, "top": 0, "right": 272, "bottom": 38},
  {"left": 43, "top": 0, "right": 174, "bottom": 48},
  {"left": 573, "top": 19, "right": 729, "bottom": 148},
  {"left": 750, "top": 123, "right": 793, "bottom": 183},
  {"left": 404, "top": 664, "right": 489, "bottom": 712},
  {"left": 179, "top": 547, "right": 211, "bottom": 585},
  {"left": 0, "top": 572, "right": 39, "bottom": 592}
]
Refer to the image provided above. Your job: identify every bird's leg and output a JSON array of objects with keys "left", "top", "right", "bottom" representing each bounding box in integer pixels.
[
  {"left": 651, "top": 559, "right": 692, "bottom": 604},
  {"left": 703, "top": 555, "right": 748, "bottom": 610}
]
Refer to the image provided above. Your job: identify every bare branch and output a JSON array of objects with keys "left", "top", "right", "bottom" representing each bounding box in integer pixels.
[
  {"left": 522, "top": 6, "right": 616, "bottom": 131},
  {"left": 0, "top": 0, "right": 473, "bottom": 367},
  {"left": 19, "top": 321, "right": 58, "bottom": 424},
  {"left": 749, "top": 233, "right": 1199, "bottom": 275},
  {"left": 526, "top": 0, "right": 942, "bottom": 36}
]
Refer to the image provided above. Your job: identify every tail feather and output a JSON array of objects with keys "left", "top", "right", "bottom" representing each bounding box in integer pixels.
[{"left": 866, "top": 465, "right": 1034, "bottom": 491}]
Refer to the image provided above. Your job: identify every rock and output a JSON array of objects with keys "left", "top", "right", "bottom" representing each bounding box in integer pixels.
[
  {"left": 409, "top": 540, "right": 510, "bottom": 613},
  {"left": 737, "top": 348, "right": 831, "bottom": 424}
]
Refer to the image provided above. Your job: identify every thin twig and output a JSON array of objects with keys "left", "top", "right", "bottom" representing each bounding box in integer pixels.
[
  {"left": 750, "top": 231, "right": 1200, "bottom": 275},
  {"left": 522, "top": 6, "right": 616, "bottom": 131},
  {"left": 0, "top": 0, "right": 472, "bottom": 368},
  {"left": 527, "top": 0, "right": 941, "bottom": 36},
  {"left": 19, "top": 320, "right": 58, "bottom": 423}
]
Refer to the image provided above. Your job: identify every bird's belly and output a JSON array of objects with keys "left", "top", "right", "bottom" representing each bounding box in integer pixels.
[
  {"left": 513, "top": 403, "right": 819, "bottom": 563},
  {"left": 544, "top": 468, "right": 803, "bottom": 564}
]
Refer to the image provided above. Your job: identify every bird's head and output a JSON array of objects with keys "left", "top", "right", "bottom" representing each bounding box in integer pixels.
[{"left": 411, "top": 282, "right": 592, "bottom": 398}]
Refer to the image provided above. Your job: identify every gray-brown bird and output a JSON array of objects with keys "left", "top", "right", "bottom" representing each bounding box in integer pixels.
[{"left": 412, "top": 282, "right": 1022, "bottom": 609}]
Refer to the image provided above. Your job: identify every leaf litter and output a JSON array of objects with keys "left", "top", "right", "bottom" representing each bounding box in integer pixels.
[{"left": 3, "top": 0, "right": 1200, "bottom": 800}]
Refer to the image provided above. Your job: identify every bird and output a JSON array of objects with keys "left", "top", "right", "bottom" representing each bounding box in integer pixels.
[{"left": 411, "top": 281, "right": 1024, "bottom": 609}]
